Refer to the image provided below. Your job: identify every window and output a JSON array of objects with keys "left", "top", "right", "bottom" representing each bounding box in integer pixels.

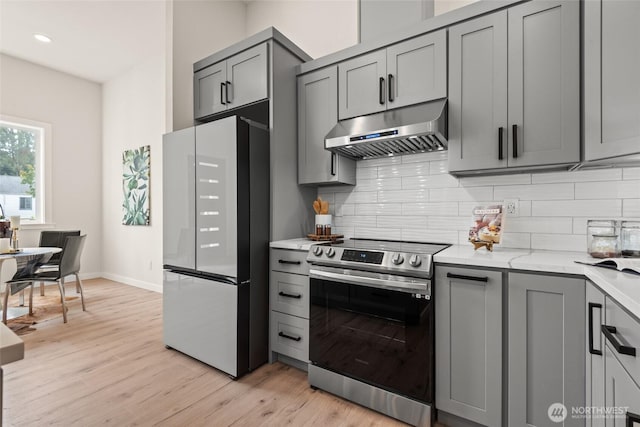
[{"left": 0, "top": 116, "right": 50, "bottom": 224}]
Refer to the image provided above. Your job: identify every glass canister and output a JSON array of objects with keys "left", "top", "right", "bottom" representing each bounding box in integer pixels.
[
  {"left": 587, "top": 219, "right": 620, "bottom": 258},
  {"left": 621, "top": 221, "right": 640, "bottom": 258}
]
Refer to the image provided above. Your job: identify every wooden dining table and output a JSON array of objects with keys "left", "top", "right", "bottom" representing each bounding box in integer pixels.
[{"left": 0, "top": 247, "right": 62, "bottom": 320}]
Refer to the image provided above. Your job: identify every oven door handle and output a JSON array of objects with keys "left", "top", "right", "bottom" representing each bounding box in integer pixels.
[{"left": 309, "top": 268, "right": 430, "bottom": 296}]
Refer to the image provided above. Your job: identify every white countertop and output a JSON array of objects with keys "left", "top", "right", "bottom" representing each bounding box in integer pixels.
[
  {"left": 435, "top": 245, "right": 640, "bottom": 319},
  {"left": 0, "top": 322, "right": 24, "bottom": 365},
  {"left": 270, "top": 238, "right": 326, "bottom": 251}
]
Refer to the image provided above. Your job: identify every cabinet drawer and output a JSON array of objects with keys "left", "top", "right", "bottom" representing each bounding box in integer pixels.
[
  {"left": 270, "top": 271, "right": 309, "bottom": 318},
  {"left": 270, "top": 249, "right": 309, "bottom": 275},
  {"left": 271, "top": 311, "right": 309, "bottom": 362},
  {"left": 605, "top": 296, "right": 640, "bottom": 383}
]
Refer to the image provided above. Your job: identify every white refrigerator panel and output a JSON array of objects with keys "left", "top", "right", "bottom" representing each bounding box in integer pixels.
[
  {"left": 195, "top": 117, "right": 238, "bottom": 278},
  {"left": 163, "top": 271, "right": 238, "bottom": 376}
]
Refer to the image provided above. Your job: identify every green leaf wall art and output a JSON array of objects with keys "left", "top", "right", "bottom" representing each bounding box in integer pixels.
[{"left": 122, "top": 145, "right": 150, "bottom": 225}]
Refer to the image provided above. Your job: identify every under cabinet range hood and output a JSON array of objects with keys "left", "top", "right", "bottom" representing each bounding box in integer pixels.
[{"left": 325, "top": 99, "right": 447, "bottom": 160}]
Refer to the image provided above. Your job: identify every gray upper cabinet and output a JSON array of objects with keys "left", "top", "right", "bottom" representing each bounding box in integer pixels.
[
  {"left": 435, "top": 266, "right": 502, "bottom": 427},
  {"left": 298, "top": 67, "right": 355, "bottom": 185},
  {"left": 448, "top": 0, "right": 580, "bottom": 173},
  {"left": 194, "top": 43, "right": 268, "bottom": 120},
  {"left": 508, "top": 273, "right": 585, "bottom": 427},
  {"left": 338, "top": 30, "right": 446, "bottom": 120},
  {"left": 585, "top": 0, "right": 640, "bottom": 161}
]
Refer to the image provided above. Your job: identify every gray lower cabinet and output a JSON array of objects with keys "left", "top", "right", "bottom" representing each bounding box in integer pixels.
[
  {"left": 586, "top": 281, "right": 606, "bottom": 427},
  {"left": 338, "top": 30, "right": 446, "bottom": 120},
  {"left": 297, "top": 67, "right": 355, "bottom": 185},
  {"left": 269, "top": 248, "right": 310, "bottom": 367},
  {"left": 584, "top": 0, "right": 640, "bottom": 161},
  {"left": 194, "top": 43, "right": 268, "bottom": 120},
  {"left": 604, "top": 345, "right": 640, "bottom": 427},
  {"left": 508, "top": 272, "right": 585, "bottom": 427},
  {"left": 448, "top": 0, "right": 580, "bottom": 173},
  {"left": 435, "top": 266, "right": 503, "bottom": 427}
]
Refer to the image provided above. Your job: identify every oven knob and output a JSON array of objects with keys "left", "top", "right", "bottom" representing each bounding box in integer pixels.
[
  {"left": 325, "top": 247, "right": 336, "bottom": 257},
  {"left": 312, "top": 246, "right": 324, "bottom": 256},
  {"left": 409, "top": 254, "right": 422, "bottom": 267},
  {"left": 391, "top": 253, "right": 404, "bottom": 265}
]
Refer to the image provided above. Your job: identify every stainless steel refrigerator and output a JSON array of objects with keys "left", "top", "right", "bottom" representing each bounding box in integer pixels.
[{"left": 162, "top": 115, "right": 269, "bottom": 378}]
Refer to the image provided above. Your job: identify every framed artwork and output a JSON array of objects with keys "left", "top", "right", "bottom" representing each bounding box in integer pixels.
[{"left": 122, "top": 145, "right": 150, "bottom": 225}]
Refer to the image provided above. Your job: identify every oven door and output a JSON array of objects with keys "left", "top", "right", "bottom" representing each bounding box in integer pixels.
[{"left": 309, "top": 266, "right": 434, "bottom": 404}]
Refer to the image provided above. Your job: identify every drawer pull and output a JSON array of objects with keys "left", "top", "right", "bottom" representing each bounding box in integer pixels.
[
  {"left": 602, "top": 325, "right": 637, "bottom": 356},
  {"left": 446, "top": 272, "right": 488, "bottom": 283},
  {"left": 588, "top": 303, "right": 603, "bottom": 356},
  {"left": 279, "top": 291, "right": 302, "bottom": 299},
  {"left": 278, "top": 259, "right": 301, "bottom": 265},
  {"left": 278, "top": 331, "right": 302, "bottom": 342}
]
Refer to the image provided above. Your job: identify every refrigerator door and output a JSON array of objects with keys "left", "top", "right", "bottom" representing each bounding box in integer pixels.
[
  {"left": 195, "top": 117, "right": 238, "bottom": 279},
  {"left": 163, "top": 270, "right": 239, "bottom": 377},
  {"left": 163, "top": 127, "right": 196, "bottom": 270}
]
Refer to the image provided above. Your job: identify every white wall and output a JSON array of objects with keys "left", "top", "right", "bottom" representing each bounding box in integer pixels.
[
  {"left": 245, "top": 0, "right": 358, "bottom": 59},
  {"left": 0, "top": 53, "right": 103, "bottom": 277},
  {"left": 318, "top": 152, "right": 640, "bottom": 252},
  {"left": 101, "top": 55, "right": 166, "bottom": 292},
  {"left": 171, "top": 0, "right": 247, "bottom": 131}
]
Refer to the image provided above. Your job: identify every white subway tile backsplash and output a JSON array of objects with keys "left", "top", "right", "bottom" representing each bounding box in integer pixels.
[
  {"left": 494, "top": 183, "right": 574, "bottom": 201},
  {"left": 401, "top": 151, "right": 447, "bottom": 164},
  {"left": 623, "top": 199, "right": 640, "bottom": 217},
  {"left": 506, "top": 217, "right": 573, "bottom": 234},
  {"left": 429, "top": 160, "right": 448, "bottom": 175},
  {"left": 531, "top": 234, "right": 586, "bottom": 252},
  {"left": 499, "top": 232, "right": 532, "bottom": 249},
  {"left": 356, "top": 166, "right": 378, "bottom": 180},
  {"left": 532, "top": 169, "right": 622, "bottom": 184},
  {"left": 459, "top": 174, "right": 531, "bottom": 187},
  {"left": 355, "top": 203, "right": 402, "bottom": 216},
  {"left": 334, "top": 215, "right": 376, "bottom": 228},
  {"left": 335, "top": 191, "right": 377, "bottom": 204},
  {"left": 378, "top": 162, "right": 430, "bottom": 178},
  {"left": 403, "top": 229, "right": 458, "bottom": 244},
  {"left": 402, "top": 173, "right": 459, "bottom": 190},
  {"left": 532, "top": 200, "right": 622, "bottom": 217},
  {"left": 336, "top": 203, "right": 355, "bottom": 216},
  {"left": 430, "top": 187, "right": 493, "bottom": 202},
  {"left": 358, "top": 156, "right": 401, "bottom": 168},
  {"left": 355, "top": 178, "right": 402, "bottom": 192},
  {"left": 402, "top": 202, "right": 459, "bottom": 216},
  {"left": 623, "top": 168, "right": 640, "bottom": 180},
  {"left": 575, "top": 180, "right": 640, "bottom": 199},
  {"left": 379, "top": 189, "right": 429, "bottom": 203},
  {"left": 355, "top": 227, "right": 402, "bottom": 240},
  {"left": 377, "top": 216, "right": 428, "bottom": 229},
  {"left": 428, "top": 216, "right": 470, "bottom": 231}
]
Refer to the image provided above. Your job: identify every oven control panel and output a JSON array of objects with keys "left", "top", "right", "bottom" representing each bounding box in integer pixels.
[{"left": 341, "top": 250, "right": 384, "bottom": 264}]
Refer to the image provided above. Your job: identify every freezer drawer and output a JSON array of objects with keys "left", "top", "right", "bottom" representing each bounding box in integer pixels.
[{"left": 163, "top": 270, "right": 239, "bottom": 377}]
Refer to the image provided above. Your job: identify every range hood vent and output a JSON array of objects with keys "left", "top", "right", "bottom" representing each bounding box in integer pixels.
[{"left": 325, "top": 99, "right": 447, "bottom": 160}]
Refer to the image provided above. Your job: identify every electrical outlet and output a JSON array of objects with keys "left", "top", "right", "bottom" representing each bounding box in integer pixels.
[{"left": 504, "top": 199, "right": 519, "bottom": 216}]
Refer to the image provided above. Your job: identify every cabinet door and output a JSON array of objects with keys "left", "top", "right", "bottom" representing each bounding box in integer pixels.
[
  {"left": 604, "top": 345, "right": 640, "bottom": 427},
  {"left": 435, "top": 266, "right": 502, "bottom": 427},
  {"left": 226, "top": 43, "right": 268, "bottom": 109},
  {"left": 508, "top": 273, "right": 585, "bottom": 427},
  {"left": 194, "top": 61, "right": 227, "bottom": 120},
  {"left": 448, "top": 12, "right": 508, "bottom": 172},
  {"left": 507, "top": 0, "right": 580, "bottom": 167},
  {"left": 386, "top": 30, "right": 447, "bottom": 110},
  {"left": 586, "top": 282, "right": 606, "bottom": 427},
  {"left": 338, "top": 49, "right": 387, "bottom": 120},
  {"left": 298, "top": 67, "right": 355, "bottom": 185},
  {"left": 585, "top": 0, "right": 640, "bottom": 160}
]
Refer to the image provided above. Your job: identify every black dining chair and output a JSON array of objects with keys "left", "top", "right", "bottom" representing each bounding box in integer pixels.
[
  {"left": 37, "top": 230, "right": 81, "bottom": 296},
  {"left": 8, "top": 235, "right": 87, "bottom": 323}
]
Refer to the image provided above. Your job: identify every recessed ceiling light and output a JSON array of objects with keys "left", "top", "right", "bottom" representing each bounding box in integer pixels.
[{"left": 34, "top": 34, "right": 52, "bottom": 43}]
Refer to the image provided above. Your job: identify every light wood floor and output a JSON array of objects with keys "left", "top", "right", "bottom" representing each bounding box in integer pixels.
[{"left": 3, "top": 278, "right": 411, "bottom": 426}]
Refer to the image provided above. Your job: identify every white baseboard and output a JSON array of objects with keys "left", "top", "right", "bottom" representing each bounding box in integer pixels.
[{"left": 100, "top": 273, "right": 162, "bottom": 293}]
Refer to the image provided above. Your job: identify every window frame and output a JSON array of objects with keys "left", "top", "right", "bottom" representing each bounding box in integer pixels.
[{"left": 0, "top": 114, "right": 52, "bottom": 226}]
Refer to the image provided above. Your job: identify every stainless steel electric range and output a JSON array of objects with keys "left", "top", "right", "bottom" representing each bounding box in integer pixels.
[{"left": 306, "top": 238, "right": 450, "bottom": 427}]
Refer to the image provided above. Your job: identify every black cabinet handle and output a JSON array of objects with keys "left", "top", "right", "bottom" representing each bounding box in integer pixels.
[
  {"left": 278, "top": 291, "right": 302, "bottom": 299},
  {"left": 602, "top": 325, "right": 637, "bottom": 356},
  {"left": 627, "top": 411, "right": 640, "bottom": 425},
  {"left": 379, "top": 77, "right": 385, "bottom": 105},
  {"left": 446, "top": 272, "right": 489, "bottom": 283},
  {"left": 278, "top": 259, "right": 301, "bottom": 265},
  {"left": 498, "top": 127, "right": 504, "bottom": 160},
  {"left": 588, "top": 303, "right": 603, "bottom": 356},
  {"left": 331, "top": 153, "right": 336, "bottom": 176},
  {"left": 220, "top": 82, "right": 226, "bottom": 105},
  {"left": 388, "top": 74, "right": 394, "bottom": 102},
  {"left": 512, "top": 124, "right": 518, "bottom": 158},
  {"left": 225, "top": 81, "right": 231, "bottom": 103},
  {"left": 278, "top": 331, "right": 302, "bottom": 342}
]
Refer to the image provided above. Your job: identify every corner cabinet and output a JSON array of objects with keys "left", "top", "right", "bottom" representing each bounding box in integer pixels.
[
  {"left": 584, "top": 0, "right": 640, "bottom": 161},
  {"left": 508, "top": 272, "right": 585, "bottom": 427},
  {"left": 297, "top": 67, "right": 355, "bottom": 185},
  {"left": 448, "top": 0, "right": 580, "bottom": 174},
  {"left": 435, "top": 266, "right": 503, "bottom": 427},
  {"left": 194, "top": 43, "right": 269, "bottom": 120},
  {"left": 338, "top": 30, "right": 446, "bottom": 120}
]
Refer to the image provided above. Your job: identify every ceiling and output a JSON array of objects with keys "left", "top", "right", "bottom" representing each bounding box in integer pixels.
[{"left": 0, "top": 0, "right": 166, "bottom": 83}]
